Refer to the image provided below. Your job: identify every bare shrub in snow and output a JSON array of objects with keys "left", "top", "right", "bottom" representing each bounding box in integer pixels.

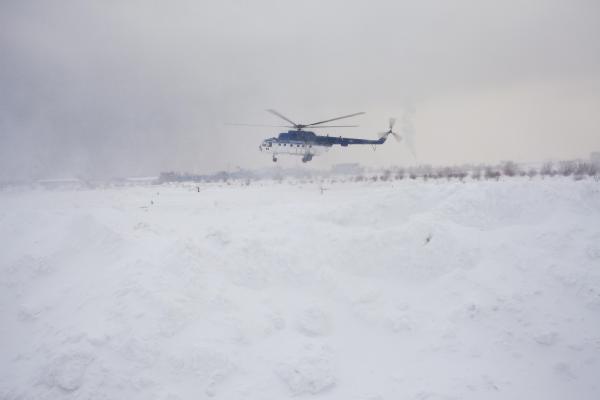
[
  {"left": 527, "top": 168, "right": 538, "bottom": 179},
  {"left": 558, "top": 161, "right": 576, "bottom": 176},
  {"left": 430, "top": 166, "right": 446, "bottom": 180},
  {"left": 420, "top": 165, "right": 433, "bottom": 180},
  {"left": 456, "top": 170, "right": 468, "bottom": 182},
  {"left": 471, "top": 166, "right": 483, "bottom": 180},
  {"left": 575, "top": 161, "right": 593, "bottom": 177},
  {"left": 380, "top": 170, "right": 392, "bottom": 181},
  {"left": 501, "top": 161, "right": 520, "bottom": 177},
  {"left": 484, "top": 167, "right": 501, "bottom": 181},
  {"left": 540, "top": 162, "right": 556, "bottom": 177},
  {"left": 588, "top": 163, "right": 599, "bottom": 178},
  {"left": 442, "top": 167, "right": 454, "bottom": 181},
  {"left": 448, "top": 165, "right": 469, "bottom": 181},
  {"left": 455, "top": 165, "right": 471, "bottom": 182},
  {"left": 572, "top": 161, "right": 596, "bottom": 180}
]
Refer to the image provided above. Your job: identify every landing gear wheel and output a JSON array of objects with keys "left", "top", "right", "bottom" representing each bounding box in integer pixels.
[{"left": 272, "top": 156, "right": 278, "bottom": 162}]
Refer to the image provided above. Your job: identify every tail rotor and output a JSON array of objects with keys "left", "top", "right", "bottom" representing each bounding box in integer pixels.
[
  {"left": 378, "top": 117, "right": 401, "bottom": 142},
  {"left": 377, "top": 114, "right": 417, "bottom": 158}
]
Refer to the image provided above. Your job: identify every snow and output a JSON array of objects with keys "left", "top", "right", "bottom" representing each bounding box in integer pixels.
[{"left": 1, "top": 178, "right": 599, "bottom": 399}]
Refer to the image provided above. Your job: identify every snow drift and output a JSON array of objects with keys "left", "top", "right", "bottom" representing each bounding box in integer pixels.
[{"left": 1, "top": 178, "right": 599, "bottom": 399}]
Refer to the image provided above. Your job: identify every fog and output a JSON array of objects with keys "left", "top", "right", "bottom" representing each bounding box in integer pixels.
[{"left": 1, "top": 0, "right": 599, "bottom": 180}]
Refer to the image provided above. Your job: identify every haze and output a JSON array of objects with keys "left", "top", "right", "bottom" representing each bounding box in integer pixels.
[{"left": 1, "top": 0, "right": 599, "bottom": 180}]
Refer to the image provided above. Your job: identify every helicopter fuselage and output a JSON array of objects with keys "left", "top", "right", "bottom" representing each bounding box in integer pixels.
[{"left": 259, "top": 130, "right": 386, "bottom": 162}]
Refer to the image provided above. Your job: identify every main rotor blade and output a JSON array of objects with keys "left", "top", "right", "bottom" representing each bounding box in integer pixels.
[
  {"left": 309, "top": 125, "right": 359, "bottom": 128},
  {"left": 266, "top": 109, "right": 297, "bottom": 126},
  {"left": 226, "top": 123, "right": 292, "bottom": 128},
  {"left": 305, "top": 111, "right": 365, "bottom": 127}
]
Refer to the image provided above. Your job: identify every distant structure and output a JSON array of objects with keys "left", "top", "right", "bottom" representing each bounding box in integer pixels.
[
  {"left": 125, "top": 176, "right": 158, "bottom": 184},
  {"left": 591, "top": 152, "right": 600, "bottom": 165},
  {"left": 36, "top": 178, "right": 83, "bottom": 190},
  {"left": 331, "top": 163, "right": 364, "bottom": 175}
]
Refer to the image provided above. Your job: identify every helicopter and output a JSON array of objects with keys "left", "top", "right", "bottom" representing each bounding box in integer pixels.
[{"left": 231, "top": 109, "right": 401, "bottom": 163}]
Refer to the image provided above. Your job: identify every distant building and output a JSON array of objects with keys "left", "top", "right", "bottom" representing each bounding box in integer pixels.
[
  {"left": 331, "top": 163, "right": 364, "bottom": 175},
  {"left": 36, "top": 178, "right": 83, "bottom": 190}
]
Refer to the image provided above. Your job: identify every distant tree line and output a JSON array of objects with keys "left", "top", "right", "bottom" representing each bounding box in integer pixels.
[
  {"left": 159, "top": 159, "right": 599, "bottom": 185},
  {"left": 353, "top": 160, "right": 599, "bottom": 183}
]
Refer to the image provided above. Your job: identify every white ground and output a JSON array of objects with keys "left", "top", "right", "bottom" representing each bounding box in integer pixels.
[{"left": 1, "top": 178, "right": 599, "bottom": 399}]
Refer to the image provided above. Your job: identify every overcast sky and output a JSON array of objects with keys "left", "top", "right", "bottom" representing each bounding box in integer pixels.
[{"left": 1, "top": 0, "right": 599, "bottom": 179}]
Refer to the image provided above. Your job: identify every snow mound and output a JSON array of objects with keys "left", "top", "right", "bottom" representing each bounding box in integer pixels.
[
  {"left": 1, "top": 179, "right": 599, "bottom": 399},
  {"left": 276, "top": 357, "right": 336, "bottom": 395},
  {"left": 43, "top": 353, "right": 95, "bottom": 392}
]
